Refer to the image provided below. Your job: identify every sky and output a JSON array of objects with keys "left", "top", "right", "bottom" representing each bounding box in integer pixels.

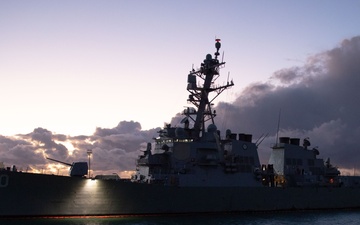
[{"left": 1, "top": 0, "right": 360, "bottom": 177}]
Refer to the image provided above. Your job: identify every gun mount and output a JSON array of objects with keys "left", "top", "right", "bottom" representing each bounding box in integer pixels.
[{"left": 46, "top": 157, "right": 88, "bottom": 177}]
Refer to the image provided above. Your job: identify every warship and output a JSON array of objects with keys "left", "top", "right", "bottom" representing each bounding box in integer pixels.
[{"left": 1, "top": 39, "right": 360, "bottom": 218}]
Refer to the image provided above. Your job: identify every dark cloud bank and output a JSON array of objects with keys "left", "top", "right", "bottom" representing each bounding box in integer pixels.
[
  {"left": 215, "top": 36, "right": 360, "bottom": 174},
  {"left": 1, "top": 36, "right": 360, "bottom": 176}
]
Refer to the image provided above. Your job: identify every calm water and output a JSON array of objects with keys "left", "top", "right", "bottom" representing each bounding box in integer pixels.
[{"left": 2, "top": 210, "right": 360, "bottom": 225}]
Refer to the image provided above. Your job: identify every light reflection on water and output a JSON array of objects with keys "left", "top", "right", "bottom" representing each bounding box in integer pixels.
[{"left": 2, "top": 210, "right": 360, "bottom": 225}]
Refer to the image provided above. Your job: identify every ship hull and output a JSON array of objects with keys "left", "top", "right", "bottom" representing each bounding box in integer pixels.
[{"left": 1, "top": 171, "right": 360, "bottom": 217}]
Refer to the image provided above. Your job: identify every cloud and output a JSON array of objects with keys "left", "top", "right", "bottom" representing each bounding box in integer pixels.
[
  {"left": 0, "top": 135, "right": 41, "bottom": 169},
  {"left": 1, "top": 36, "right": 360, "bottom": 176},
  {"left": 0, "top": 121, "right": 159, "bottom": 176},
  {"left": 215, "top": 36, "right": 360, "bottom": 170}
]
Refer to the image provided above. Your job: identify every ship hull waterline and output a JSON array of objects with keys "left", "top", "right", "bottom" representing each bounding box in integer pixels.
[{"left": 1, "top": 171, "right": 360, "bottom": 217}]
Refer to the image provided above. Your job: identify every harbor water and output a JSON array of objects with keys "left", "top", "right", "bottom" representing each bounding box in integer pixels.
[{"left": 2, "top": 210, "right": 360, "bottom": 225}]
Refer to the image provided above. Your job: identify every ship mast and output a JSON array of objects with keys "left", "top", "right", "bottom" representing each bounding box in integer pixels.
[{"left": 186, "top": 39, "right": 234, "bottom": 139}]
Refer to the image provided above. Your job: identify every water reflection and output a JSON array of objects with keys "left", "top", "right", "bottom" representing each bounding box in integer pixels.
[{"left": 2, "top": 210, "right": 360, "bottom": 225}]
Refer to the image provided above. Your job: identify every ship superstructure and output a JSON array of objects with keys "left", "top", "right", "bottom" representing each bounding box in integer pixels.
[{"left": 131, "top": 39, "right": 263, "bottom": 187}]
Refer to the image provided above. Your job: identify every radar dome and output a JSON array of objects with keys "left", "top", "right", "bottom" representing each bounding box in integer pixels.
[
  {"left": 207, "top": 124, "right": 217, "bottom": 133},
  {"left": 226, "top": 129, "right": 232, "bottom": 136}
]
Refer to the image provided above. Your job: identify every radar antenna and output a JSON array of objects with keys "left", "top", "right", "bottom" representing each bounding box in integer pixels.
[{"left": 186, "top": 39, "right": 234, "bottom": 139}]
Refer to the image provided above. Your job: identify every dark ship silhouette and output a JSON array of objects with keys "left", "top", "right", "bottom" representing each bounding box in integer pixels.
[{"left": 1, "top": 39, "right": 360, "bottom": 218}]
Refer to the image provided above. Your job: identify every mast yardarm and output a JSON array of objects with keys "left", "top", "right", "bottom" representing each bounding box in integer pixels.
[{"left": 185, "top": 39, "right": 234, "bottom": 139}]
